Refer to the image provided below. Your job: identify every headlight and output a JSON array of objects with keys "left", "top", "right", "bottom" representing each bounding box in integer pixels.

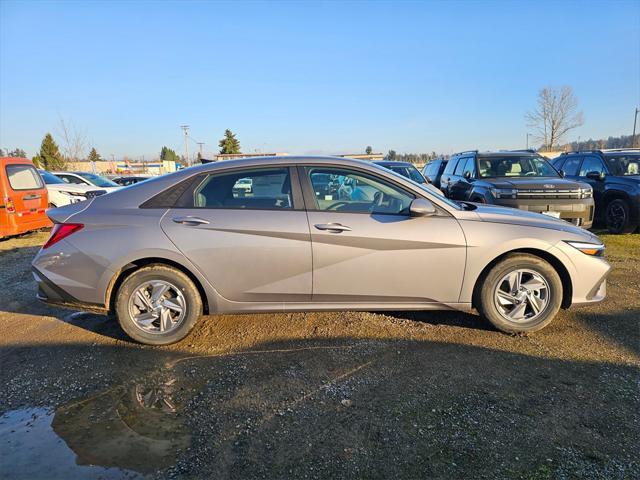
[
  {"left": 579, "top": 187, "right": 593, "bottom": 198},
  {"left": 564, "top": 240, "right": 605, "bottom": 256},
  {"left": 489, "top": 187, "right": 518, "bottom": 199}
]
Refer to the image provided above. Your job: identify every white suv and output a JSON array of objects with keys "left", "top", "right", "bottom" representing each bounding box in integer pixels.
[{"left": 52, "top": 171, "right": 121, "bottom": 193}]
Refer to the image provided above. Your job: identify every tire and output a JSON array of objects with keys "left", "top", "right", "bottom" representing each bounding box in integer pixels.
[
  {"left": 605, "top": 199, "right": 636, "bottom": 234},
  {"left": 115, "top": 264, "right": 203, "bottom": 345},
  {"left": 477, "top": 254, "right": 562, "bottom": 334}
]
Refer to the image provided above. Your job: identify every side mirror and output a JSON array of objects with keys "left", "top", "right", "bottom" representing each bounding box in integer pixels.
[
  {"left": 424, "top": 174, "right": 433, "bottom": 183},
  {"left": 558, "top": 169, "right": 565, "bottom": 178},
  {"left": 409, "top": 198, "right": 437, "bottom": 217},
  {"left": 463, "top": 171, "right": 472, "bottom": 180},
  {"left": 586, "top": 171, "right": 605, "bottom": 181}
]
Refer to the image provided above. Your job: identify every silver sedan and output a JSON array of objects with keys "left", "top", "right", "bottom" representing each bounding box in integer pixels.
[{"left": 32, "top": 156, "right": 610, "bottom": 345}]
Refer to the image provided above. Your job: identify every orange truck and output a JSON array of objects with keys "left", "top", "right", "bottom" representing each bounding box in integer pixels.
[{"left": 0, "top": 157, "right": 51, "bottom": 238}]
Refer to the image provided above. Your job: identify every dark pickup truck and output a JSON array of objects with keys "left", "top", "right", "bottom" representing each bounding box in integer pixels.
[{"left": 440, "top": 150, "right": 595, "bottom": 228}]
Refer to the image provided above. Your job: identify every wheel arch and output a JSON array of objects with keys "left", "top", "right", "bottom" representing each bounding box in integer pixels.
[
  {"left": 471, "top": 247, "right": 573, "bottom": 310},
  {"left": 105, "top": 257, "right": 211, "bottom": 314}
]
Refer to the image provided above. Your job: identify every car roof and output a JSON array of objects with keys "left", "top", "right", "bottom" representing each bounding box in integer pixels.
[
  {"left": 187, "top": 155, "right": 387, "bottom": 173},
  {"left": 0, "top": 157, "right": 36, "bottom": 166}
]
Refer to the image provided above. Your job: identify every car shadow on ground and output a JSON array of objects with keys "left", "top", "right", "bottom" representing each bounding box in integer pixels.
[{"left": 1, "top": 336, "right": 638, "bottom": 480}]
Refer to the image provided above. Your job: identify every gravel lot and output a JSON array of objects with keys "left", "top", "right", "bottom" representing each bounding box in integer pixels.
[{"left": 0, "top": 230, "right": 638, "bottom": 479}]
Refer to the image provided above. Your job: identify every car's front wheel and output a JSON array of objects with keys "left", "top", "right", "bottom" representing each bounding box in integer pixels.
[
  {"left": 605, "top": 198, "right": 636, "bottom": 234},
  {"left": 115, "top": 264, "right": 203, "bottom": 345},
  {"left": 477, "top": 254, "right": 562, "bottom": 333}
]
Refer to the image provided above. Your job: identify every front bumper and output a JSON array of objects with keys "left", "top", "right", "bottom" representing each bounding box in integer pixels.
[{"left": 497, "top": 198, "right": 594, "bottom": 228}]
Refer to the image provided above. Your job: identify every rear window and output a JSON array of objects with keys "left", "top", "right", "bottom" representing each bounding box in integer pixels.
[{"left": 6, "top": 165, "right": 44, "bottom": 191}]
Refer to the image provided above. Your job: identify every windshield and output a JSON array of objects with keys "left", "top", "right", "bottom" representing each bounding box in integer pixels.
[
  {"left": 387, "top": 165, "right": 426, "bottom": 184},
  {"left": 76, "top": 172, "right": 119, "bottom": 187},
  {"left": 477, "top": 156, "right": 559, "bottom": 178},
  {"left": 38, "top": 170, "right": 65, "bottom": 185},
  {"left": 604, "top": 154, "right": 640, "bottom": 176}
]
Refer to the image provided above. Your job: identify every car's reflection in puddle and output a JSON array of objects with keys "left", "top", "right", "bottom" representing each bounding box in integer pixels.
[{"left": 0, "top": 379, "right": 189, "bottom": 479}]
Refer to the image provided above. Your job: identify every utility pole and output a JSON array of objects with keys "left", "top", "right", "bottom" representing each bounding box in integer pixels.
[
  {"left": 526, "top": 133, "right": 532, "bottom": 150},
  {"left": 180, "top": 125, "right": 190, "bottom": 165},
  {"left": 197, "top": 142, "right": 204, "bottom": 161},
  {"left": 633, "top": 108, "right": 639, "bottom": 147}
]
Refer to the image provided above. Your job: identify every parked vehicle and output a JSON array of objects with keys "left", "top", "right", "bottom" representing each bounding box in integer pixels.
[
  {"left": 32, "top": 156, "right": 610, "bottom": 345},
  {"left": 38, "top": 170, "right": 107, "bottom": 207},
  {"left": 53, "top": 171, "right": 121, "bottom": 193},
  {"left": 422, "top": 158, "right": 448, "bottom": 189},
  {"left": 112, "top": 175, "right": 152, "bottom": 186},
  {"left": 373, "top": 161, "right": 444, "bottom": 195},
  {"left": 0, "top": 157, "right": 51, "bottom": 238},
  {"left": 440, "top": 150, "right": 595, "bottom": 228},
  {"left": 550, "top": 149, "right": 640, "bottom": 233}
]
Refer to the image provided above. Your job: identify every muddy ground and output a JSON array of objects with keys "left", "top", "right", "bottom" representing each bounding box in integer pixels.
[{"left": 0, "top": 230, "right": 638, "bottom": 480}]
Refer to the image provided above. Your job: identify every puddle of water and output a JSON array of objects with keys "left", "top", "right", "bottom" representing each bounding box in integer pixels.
[{"left": 0, "top": 381, "right": 190, "bottom": 479}]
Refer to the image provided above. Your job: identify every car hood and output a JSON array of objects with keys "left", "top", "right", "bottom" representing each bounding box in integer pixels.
[
  {"left": 483, "top": 176, "right": 588, "bottom": 189},
  {"left": 45, "top": 183, "right": 102, "bottom": 193},
  {"left": 470, "top": 203, "right": 600, "bottom": 239}
]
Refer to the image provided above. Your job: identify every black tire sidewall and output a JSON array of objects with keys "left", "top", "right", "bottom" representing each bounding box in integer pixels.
[
  {"left": 606, "top": 199, "right": 634, "bottom": 234},
  {"left": 479, "top": 254, "right": 562, "bottom": 333},
  {"left": 115, "top": 265, "right": 202, "bottom": 345}
]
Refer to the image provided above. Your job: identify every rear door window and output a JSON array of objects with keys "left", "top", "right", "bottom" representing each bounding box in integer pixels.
[
  {"left": 6, "top": 165, "right": 44, "bottom": 190},
  {"left": 180, "top": 168, "right": 293, "bottom": 210},
  {"left": 463, "top": 157, "right": 476, "bottom": 177},
  {"left": 561, "top": 156, "right": 582, "bottom": 176},
  {"left": 454, "top": 157, "right": 469, "bottom": 175},
  {"left": 579, "top": 156, "right": 605, "bottom": 176},
  {"left": 443, "top": 158, "right": 458, "bottom": 175}
]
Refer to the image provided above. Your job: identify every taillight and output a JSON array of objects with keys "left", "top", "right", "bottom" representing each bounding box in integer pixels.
[
  {"left": 4, "top": 196, "right": 15, "bottom": 213},
  {"left": 43, "top": 223, "right": 84, "bottom": 249}
]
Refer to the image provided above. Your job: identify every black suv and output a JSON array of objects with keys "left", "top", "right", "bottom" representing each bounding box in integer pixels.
[
  {"left": 551, "top": 149, "right": 640, "bottom": 233},
  {"left": 421, "top": 158, "right": 448, "bottom": 189},
  {"left": 440, "top": 150, "right": 595, "bottom": 228}
]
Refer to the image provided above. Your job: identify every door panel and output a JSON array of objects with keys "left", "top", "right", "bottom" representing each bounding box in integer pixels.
[
  {"left": 161, "top": 209, "right": 312, "bottom": 302},
  {"left": 307, "top": 211, "right": 466, "bottom": 302}
]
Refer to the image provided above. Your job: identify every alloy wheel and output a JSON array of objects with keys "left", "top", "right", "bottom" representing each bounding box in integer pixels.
[
  {"left": 493, "top": 269, "right": 550, "bottom": 323},
  {"left": 128, "top": 280, "right": 186, "bottom": 334}
]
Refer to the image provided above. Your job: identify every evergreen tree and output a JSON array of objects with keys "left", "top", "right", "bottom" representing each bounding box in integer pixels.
[
  {"left": 87, "top": 147, "right": 102, "bottom": 162},
  {"left": 365, "top": 146, "right": 373, "bottom": 155},
  {"left": 33, "top": 133, "right": 65, "bottom": 171},
  {"left": 386, "top": 149, "right": 397, "bottom": 160},
  {"left": 160, "top": 146, "right": 180, "bottom": 162},
  {"left": 218, "top": 129, "right": 241, "bottom": 154}
]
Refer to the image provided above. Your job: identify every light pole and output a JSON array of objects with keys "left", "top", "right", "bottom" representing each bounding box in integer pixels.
[
  {"left": 633, "top": 107, "right": 639, "bottom": 147},
  {"left": 180, "top": 125, "right": 190, "bottom": 165},
  {"left": 526, "top": 133, "right": 532, "bottom": 150}
]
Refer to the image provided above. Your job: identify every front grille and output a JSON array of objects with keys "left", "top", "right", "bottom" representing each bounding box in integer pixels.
[
  {"left": 516, "top": 189, "right": 582, "bottom": 199},
  {"left": 85, "top": 190, "right": 107, "bottom": 198}
]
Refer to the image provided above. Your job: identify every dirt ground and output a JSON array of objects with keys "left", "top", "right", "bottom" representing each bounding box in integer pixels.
[{"left": 0, "top": 230, "right": 638, "bottom": 480}]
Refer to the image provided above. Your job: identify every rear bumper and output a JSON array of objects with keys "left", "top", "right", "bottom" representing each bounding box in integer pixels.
[
  {"left": 0, "top": 214, "right": 51, "bottom": 238},
  {"left": 32, "top": 267, "right": 107, "bottom": 313},
  {"left": 497, "top": 198, "right": 594, "bottom": 228}
]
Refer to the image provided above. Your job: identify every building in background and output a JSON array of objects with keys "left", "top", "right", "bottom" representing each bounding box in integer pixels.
[
  {"left": 202, "top": 152, "right": 289, "bottom": 162},
  {"left": 336, "top": 153, "right": 385, "bottom": 161}
]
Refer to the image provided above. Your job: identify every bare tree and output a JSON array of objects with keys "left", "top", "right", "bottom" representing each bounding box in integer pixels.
[
  {"left": 56, "top": 117, "right": 88, "bottom": 164},
  {"left": 526, "top": 86, "right": 584, "bottom": 150}
]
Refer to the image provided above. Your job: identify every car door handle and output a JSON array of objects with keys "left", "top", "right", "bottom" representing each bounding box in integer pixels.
[
  {"left": 314, "top": 223, "right": 352, "bottom": 233},
  {"left": 172, "top": 216, "right": 210, "bottom": 226}
]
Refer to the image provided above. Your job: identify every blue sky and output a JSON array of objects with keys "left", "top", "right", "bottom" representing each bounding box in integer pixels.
[{"left": 1, "top": 0, "right": 638, "bottom": 160}]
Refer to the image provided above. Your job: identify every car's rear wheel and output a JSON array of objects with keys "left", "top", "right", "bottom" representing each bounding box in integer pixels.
[
  {"left": 115, "top": 264, "right": 202, "bottom": 345},
  {"left": 605, "top": 199, "right": 636, "bottom": 234},
  {"left": 477, "top": 254, "right": 562, "bottom": 333}
]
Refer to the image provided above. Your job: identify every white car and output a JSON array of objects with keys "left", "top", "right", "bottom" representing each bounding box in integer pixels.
[
  {"left": 52, "top": 171, "right": 122, "bottom": 193},
  {"left": 38, "top": 170, "right": 107, "bottom": 207}
]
